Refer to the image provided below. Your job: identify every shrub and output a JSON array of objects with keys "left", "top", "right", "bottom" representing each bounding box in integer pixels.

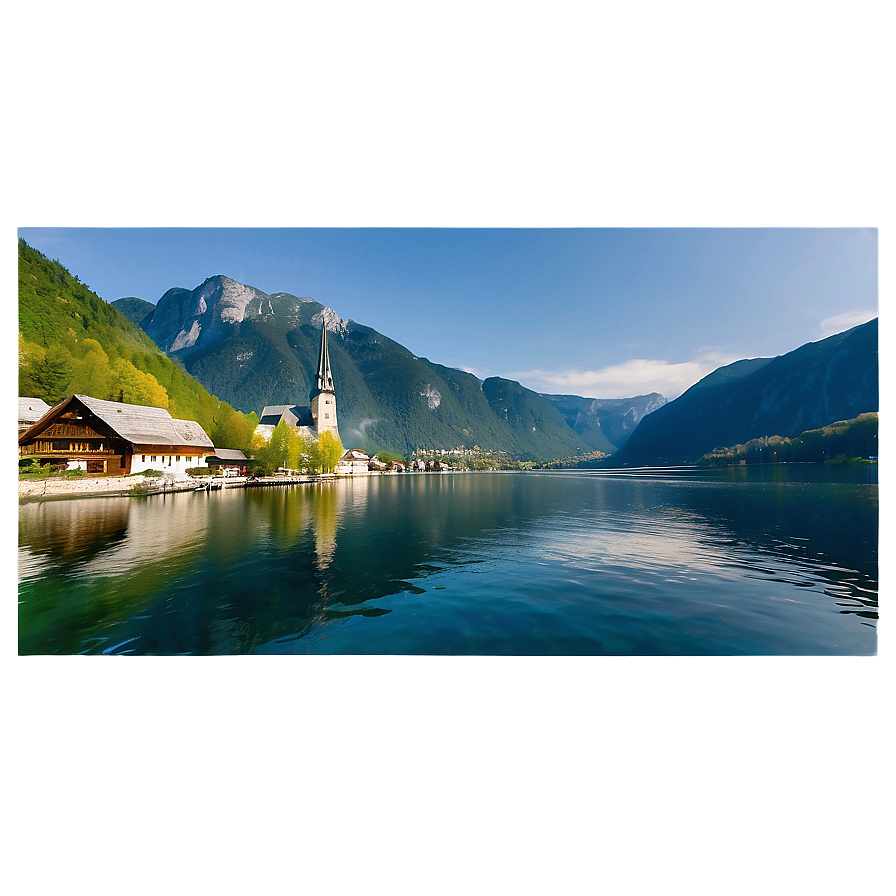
[
  {"left": 18, "top": 460, "right": 56, "bottom": 479},
  {"left": 185, "top": 467, "right": 213, "bottom": 478},
  {"left": 61, "top": 468, "right": 86, "bottom": 479}
]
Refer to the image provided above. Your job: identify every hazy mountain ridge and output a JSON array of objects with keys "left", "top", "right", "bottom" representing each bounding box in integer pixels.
[
  {"left": 541, "top": 393, "right": 668, "bottom": 454},
  {"left": 603, "top": 319, "right": 878, "bottom": 467}
]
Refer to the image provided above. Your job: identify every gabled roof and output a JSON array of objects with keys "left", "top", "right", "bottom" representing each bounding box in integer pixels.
[
  {"left": 19, "top": 394, "right": 214, "bottom": 449},
  {"left": 339, "top": 448, "right": 371, "bottom": 462},
  {"left": 209, "top": 448, "right": 248, "bottom": 462},
  {"left": 258, "top": 404, "right": 313, "bottom": 427},
  {"left": 19, "top": 397, "right": 51, "bottom": 423}
]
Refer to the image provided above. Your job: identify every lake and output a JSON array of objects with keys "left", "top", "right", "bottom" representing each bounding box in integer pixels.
[{"left": 18, "top": 467, "right": 878, "bottom": 655}]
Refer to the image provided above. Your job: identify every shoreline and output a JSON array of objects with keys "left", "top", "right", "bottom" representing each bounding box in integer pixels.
[{"left": 18, "top": 473, "right": 341, "bottom": 503}]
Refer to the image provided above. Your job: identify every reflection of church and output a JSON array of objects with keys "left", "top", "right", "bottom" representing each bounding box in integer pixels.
[{"left": 255, "top": 325, "right": 341, "bottom": 443}]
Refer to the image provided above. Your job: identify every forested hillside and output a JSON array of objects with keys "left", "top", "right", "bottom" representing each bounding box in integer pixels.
[
  {"left": 17, "top": 239, "right": 257, "bottom": 450},
  {"left": 602, "top": 319, "right": 878, "bottom": 467},
  {"left": 698, "top": 413, "right": 878, "bottom": 466}
]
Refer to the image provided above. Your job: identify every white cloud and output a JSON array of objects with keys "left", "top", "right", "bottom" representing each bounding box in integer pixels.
[
  {"left": 512, "top": 351, "right": 740, "bottom": 400},
  {"left": 820, "top": 309, "right": 876, "bottom": 338}
]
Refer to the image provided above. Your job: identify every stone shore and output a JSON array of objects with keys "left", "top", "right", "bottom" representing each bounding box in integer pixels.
[
  {"left": 18, "top": 473, "right": 340, "bottom": 501},
  {"left": 18, "top": 475, "right": 187, "bottom": 501}
]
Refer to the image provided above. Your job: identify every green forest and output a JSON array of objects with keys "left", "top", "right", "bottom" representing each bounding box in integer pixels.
[
  {"left": 698, "top": 413, "right": 878, "bottom": 466},
  {"left": 18, "top": 238, "right": 258, "bottom": 451}
]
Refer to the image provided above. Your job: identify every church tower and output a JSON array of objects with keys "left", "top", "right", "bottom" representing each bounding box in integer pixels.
[{"left": 310, "top": 323, "right": 340, "bottom": 442}]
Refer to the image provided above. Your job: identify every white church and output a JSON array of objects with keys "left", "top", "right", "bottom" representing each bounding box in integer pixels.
[{"left": 254, "top": 324, "right": 373, "bottom": 474}]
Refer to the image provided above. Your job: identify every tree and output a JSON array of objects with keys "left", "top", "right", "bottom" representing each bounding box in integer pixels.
[
  {"left": 252, "top": 420, "right": 292, "bottom": 474},
  {"left": 32, "top": 344, "right": 74, "bottom": 404},
  {"left": 314, "top": 430, "right": 344, "bottom": 474},
  {"left": 211, "top": 403, "right": 258, "bottom": 451},
  {"left": 108, "top": 358, "right": 169, "bottom": 409},
  {"left": 72, "top": 339, "right": 111, "bottom": 399}
]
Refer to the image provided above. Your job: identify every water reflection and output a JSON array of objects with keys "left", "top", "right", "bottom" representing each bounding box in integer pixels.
[{"left": 18, "top": 471, "right": 878, "bottom": 655}]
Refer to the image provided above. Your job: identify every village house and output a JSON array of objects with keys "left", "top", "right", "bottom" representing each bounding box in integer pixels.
[
  {"left": 19, "top": 397, "right": 52, "bottom": 435},
  {"left": 335, "top": 448, "right": 373, "bottom": 475},
  {"left": 18, "top": 394, "right": 215, "bottom": 477},
  {"left": 205, "top": 448, "right": 249, "bottom": 476}
]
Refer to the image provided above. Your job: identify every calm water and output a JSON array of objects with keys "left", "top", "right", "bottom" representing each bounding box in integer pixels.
[{"left": 18, "top": 467, "right": 878, "bottom": 655}]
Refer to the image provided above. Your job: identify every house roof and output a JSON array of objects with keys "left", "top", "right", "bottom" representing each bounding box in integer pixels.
[
  {"left": 18, "top": 397, "right": 52, "bottom": 423},
  {"left": 339, "top": 448, "right": 371, "bottom": 461},
  {"left": 209, "top": 448, "right": 248, "bottom": 462},
  {"left": 19, "top": 394, "right": 214, "bottom": 449},
  {"left": 258, "top": 404, "right": 313, "bottom": 427}
]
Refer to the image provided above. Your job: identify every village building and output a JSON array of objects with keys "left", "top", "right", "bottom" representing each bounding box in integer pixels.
[
  {"left": 18, "top": 394, "right": 215, "bottom": 477},
  {"left": 254, "top": 324, "right": 342, "bottom": 445},
  {"left": 205, "top": 448, "right": 249, "bottom": 476},
  {"left": 19, "top": 397, "right": 51, "bottom": 435},
  {"left": 335, "top": 448, "right": 373, "bottom": 475},
  {"left": 255, "top": 404, "right": 315, "bottom": 441}
]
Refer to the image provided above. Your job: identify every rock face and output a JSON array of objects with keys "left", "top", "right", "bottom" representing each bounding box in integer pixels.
[
  {"left": 606, "top": 319, "right": 879, "bottom": 467},
  {"left": 143, "top": 277, "right": 283, "bottom": 353},
  {"left": 117, "top": 275, "right": 667, "bottom": 459},
  {"left": 542, "top": 393, "right": 668, "bottom": 453}
]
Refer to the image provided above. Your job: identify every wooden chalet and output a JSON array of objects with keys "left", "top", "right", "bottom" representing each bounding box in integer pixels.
[{"left": 18, "top": 394, "right": 214, "bottom": 477}]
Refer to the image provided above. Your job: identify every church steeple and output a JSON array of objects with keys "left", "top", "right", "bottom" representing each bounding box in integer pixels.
[
  {"left": 311, "top": 323, "right": 335, "bottom": 398},
  {"left": 310, "top": 323, "right": 340, "bottom": 441}
]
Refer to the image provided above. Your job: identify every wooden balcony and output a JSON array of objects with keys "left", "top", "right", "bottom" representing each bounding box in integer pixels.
[{"left": 19, "top": 445, "right": 119, "bottom": 457}]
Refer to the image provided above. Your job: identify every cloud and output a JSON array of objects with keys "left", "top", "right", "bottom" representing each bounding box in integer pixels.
[
  {"left": 820, "top": 309, "right": 876, "bottom": 338},
  {"left": 512, "top": 351, "right": 740, "bottom": 400}
]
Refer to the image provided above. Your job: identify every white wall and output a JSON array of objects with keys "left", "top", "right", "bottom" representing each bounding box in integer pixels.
[{"left": 130, "top": 451, "right": 208, "bottom": 478}]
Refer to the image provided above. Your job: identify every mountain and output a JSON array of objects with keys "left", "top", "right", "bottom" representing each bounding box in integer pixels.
[
  {"left": 541, "top": 393, "right": 668, "bottom": 453},
  {"left": 17, "top": 239, "right": 257, "bottom": 449},
  {"left": 119, "top": 274, "right": 657, "bottom": 459},
  {"left": 112, "top": 296, "right": 155, "bottom": 327},
  {"left": 603, "top": 319, "right": 878, "bottom": 466}
]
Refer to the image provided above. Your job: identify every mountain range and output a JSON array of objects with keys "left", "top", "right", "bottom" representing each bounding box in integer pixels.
[
  {"left": 603, "top": 318, "right": 878, "bottom": 466},
  {"left": 113, "top": 276, "right": 662, "bottom": 458}
]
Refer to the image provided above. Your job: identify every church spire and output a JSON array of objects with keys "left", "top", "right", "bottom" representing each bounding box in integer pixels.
[
  {"left": 311, "top": 323, "right": 335, "bottom": 398},
  {"left": 309, "top": 322, "right": 340, "bottom": 442}
]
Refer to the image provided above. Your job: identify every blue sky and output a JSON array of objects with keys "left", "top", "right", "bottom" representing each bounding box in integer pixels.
[{"left": 18, "top": 227, "right": 877, "bottom": 399}]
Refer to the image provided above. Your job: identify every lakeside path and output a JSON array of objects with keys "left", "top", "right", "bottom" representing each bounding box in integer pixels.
[{"left": 18, "top": 473, "right": 338, "bottom": 502}]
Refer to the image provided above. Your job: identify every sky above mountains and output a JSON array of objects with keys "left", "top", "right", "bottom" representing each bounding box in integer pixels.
[{"left": 19, "top": 227, "right": 877, "bottom": 399}]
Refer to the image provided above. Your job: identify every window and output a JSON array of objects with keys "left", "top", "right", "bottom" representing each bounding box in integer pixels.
[
  {"left": 142, "top": 455, "right": 146, "bottom": 462},
  {"left": 176, "top": 455, "right": 181, "bottom": 462},
  {"left": 151, "top": 456, "right": 157, "bottom": 462}
]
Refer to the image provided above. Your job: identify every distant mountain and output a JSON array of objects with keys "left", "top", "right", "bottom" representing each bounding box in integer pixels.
[
  {"left": 541, "top": 393, "right": 667, "bottom": 453},
  {"left": 112, "top": 296, "right": 155, "bottom": 327},
  {"left": 119, "top": 275, "right": 663, "bottom": 458},
  {"left": 603, "top": 319, "right": 878, "bottom": 467}
]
